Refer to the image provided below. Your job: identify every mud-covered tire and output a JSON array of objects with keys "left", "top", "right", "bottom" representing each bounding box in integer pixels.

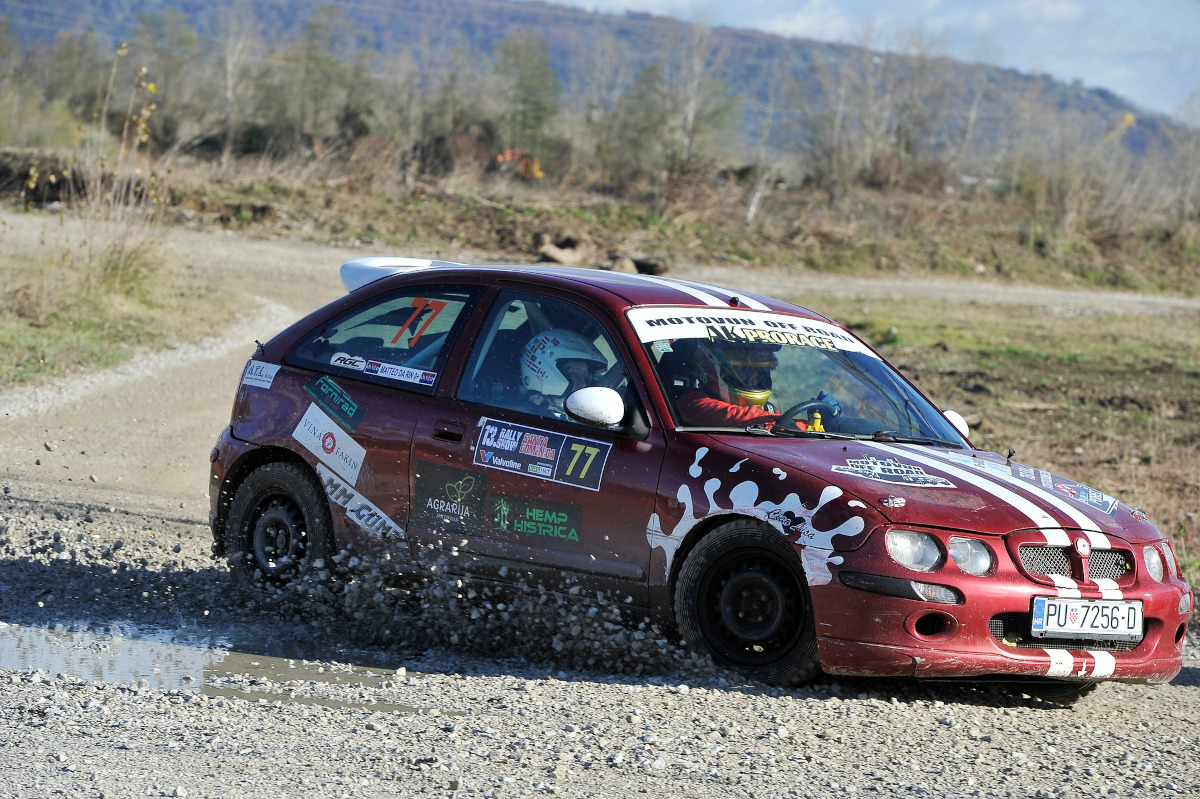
[
  {"left": 674, "top": 520, "right": 820, "bottom": 685},
  {"left": 1007, "top": 680, "right": 1100, "bottom": 706},
  {"left": 225, "top": 462, "right": 333, "bottom": 598}
]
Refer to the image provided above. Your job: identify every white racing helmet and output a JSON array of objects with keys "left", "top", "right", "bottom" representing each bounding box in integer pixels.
[{"left": 521, "top": 329, "right": 607, "bottom": 397}]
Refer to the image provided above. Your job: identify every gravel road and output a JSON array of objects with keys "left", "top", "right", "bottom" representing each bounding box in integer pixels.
[{"left": 2, "top": 214, "right": 1198, "bottom": 799}]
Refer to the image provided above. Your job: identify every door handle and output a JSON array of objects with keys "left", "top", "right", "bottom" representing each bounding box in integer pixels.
[{"left": 433, "top": 421, "right": 465, "bottom": 443}]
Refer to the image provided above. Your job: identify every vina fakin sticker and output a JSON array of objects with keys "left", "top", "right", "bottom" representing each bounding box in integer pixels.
[{"left": 292, "top": 403, "right": 366, "bottom": 485}]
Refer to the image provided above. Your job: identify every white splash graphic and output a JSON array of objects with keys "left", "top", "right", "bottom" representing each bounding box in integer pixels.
[
  {"left": 730, "top": 459, "right": 746, "bottom": 473},
  {"left": 646, "top": 447, "right": 867, "bottom": 583},
  {"left": 773, "top": 467, "right": 787, "bottom": 480}
]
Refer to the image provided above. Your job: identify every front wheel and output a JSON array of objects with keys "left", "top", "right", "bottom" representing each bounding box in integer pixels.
[
  {"left": 674, "top": 520, "right": 820, "bottom": 685},
  {"left": 225, "top": 461, "right": 333, "bottom": 598}
]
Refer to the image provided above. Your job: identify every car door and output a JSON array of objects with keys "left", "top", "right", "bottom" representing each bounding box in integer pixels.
[
  {"left": 284, "top": 283, "right": 481, "bottom": 570},
  {"left": 407, "top": 288, "right": 667, "bottom": 602}
]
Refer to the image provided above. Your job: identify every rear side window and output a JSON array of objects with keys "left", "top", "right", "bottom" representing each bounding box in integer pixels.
[{"left": 288, "top": 287, "right": 478, "bottom": 393}]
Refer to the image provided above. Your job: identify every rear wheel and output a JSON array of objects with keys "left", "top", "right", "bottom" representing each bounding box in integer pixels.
[
  {"left": 226, "top": 462, "right": 332, "bottom": 597},
  {"left": 675, "top": 520, "right": 820, "bottom": 685}
]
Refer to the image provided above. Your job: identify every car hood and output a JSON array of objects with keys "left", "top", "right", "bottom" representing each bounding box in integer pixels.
[{"left": 720, "top": 437, "right": 1163, "bottom": 544}]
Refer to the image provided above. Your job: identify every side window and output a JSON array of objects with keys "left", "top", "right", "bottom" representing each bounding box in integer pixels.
[
  {"left": 457, "top": 291, "right": 630, "bottom": 422},
  {"left": 288, "top": 287, "right": 476, "bottom": 392}
]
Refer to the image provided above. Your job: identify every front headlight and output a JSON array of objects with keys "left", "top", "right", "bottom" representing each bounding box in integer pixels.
[
  {"left": 1143, "top": 545, "right": 1165, "bottom": 582},
  {"left": 1162, "top": 541, "right": 1179, "bottom": 578},
  {"left": 886, "top": 530, "right": 941, "bottom": 572},
  {"left": 948, "top": 537, "right": 993, "bottom": 576}
]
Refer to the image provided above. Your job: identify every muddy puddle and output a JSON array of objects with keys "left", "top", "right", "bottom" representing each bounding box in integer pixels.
[{"left": 0, "top": 621, "right": 428, "bottom": 713}]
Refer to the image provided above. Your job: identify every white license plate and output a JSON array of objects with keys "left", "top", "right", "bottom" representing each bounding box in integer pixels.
[{"left": 1031, "top": 597, "right": 1143, "bottom": 641}]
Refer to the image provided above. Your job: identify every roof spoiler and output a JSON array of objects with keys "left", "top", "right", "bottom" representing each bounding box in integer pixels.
[{"left": 339, "top": 256, "right": 464, "bottom": 292}]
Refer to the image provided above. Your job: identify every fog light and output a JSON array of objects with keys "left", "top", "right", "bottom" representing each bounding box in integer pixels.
[
  {"left": 1180, "top": 592, "right": 1194, "bottom": 614},
  {"left": 1144, "top": 546, "right": 1165, "bottom": 582},
  {"left": 887, "top": 530, "right": 941, "bottom": 572},
  {"left": 948, "top": 537, "right": 993, "bottom": 576}
]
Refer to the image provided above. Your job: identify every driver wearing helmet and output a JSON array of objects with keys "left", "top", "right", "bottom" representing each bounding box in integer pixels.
[
  {"left": 520, "top": 329, "right": 609, "bottom": 418},
  {"left": 667, "top": 338, "right": 811, "bottom": 429}
]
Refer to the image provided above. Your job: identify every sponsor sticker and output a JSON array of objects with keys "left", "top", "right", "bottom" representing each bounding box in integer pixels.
[
  {"left": 1012, "top": 464, "right": 1119, "bottom": 515},
  {"left": 413, "top": 461, "right": 488, "bottom": 535},
  {"left": 832, "top": 454, "right": 955, "bottom": 488},
  {"left": 305, "top": 375, "right": 363, "bottom": 432},
  {"left": 241, "top": 360, "right": 280, "bottom": 390},
  {"left": 938, "top": 450, "right": 1012, "bottom": 477},
  {"left": 293, "top": 403, "right": 366, "bottom": 485},
  {"left": 330, "top": 352, "right": 367, "bottom": 371},
  {"left": 364, "top": 359, "right": 437, "bottom": 386},
  {"left": 490, "top": 495, "right": 582, "bottom": 544},
  {"left": 317, "top": 464, "right": 405, "bottom": 541},
  {"left": 625, "top": 307, "right": 877, "bottom": 358},
  {"left": 474, "top": 417, "right": 612, "bottom": 491}
]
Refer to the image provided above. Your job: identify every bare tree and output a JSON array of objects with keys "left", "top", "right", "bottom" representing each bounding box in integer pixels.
[
  {"left": 662, "top": 19, "right": 736, "bottom": 171},
  {"left": 217, "top": 0, "right": 263, "bottom": 170},
  {"left": 560, "top": 28, "right": 633, "bottom": 188}
]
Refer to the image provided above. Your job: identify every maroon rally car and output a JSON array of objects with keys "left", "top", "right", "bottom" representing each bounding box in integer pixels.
[{"left": 209, "top": 257, "right": 1191, "bottom": 700}]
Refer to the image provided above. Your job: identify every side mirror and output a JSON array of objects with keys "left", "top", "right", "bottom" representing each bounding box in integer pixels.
[
  {"left": 943, "top": 409, "right": 970, "bottom": 440},
  {"left": 565, "top": 387, "right": 625, "bottom": 427}
]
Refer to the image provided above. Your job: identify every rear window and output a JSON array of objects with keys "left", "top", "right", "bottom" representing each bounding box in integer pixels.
[{"left": 288, "top": 287, "right": 479, "bottom": 392}]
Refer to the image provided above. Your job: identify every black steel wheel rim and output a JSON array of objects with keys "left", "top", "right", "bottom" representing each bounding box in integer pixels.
[
  {"left": 248, "top": 495, "right": 306, "bottom": 578},
  {"left": 698, "top": 549, "right": 806, "bottom": 668}
]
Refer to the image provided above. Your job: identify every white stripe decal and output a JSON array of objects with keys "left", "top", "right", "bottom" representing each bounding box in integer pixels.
[
  {"left": 1093, "top": 578, "right": 1123, "bottom": 600},
  {"left": 921, "top": 450, "right": 1102, "bottom": 532},
  {"left": 1045, "top": 650, "right": 1074, "bottom": 677},
  {"left": 866, "top": 443, "right": 1060, "bottom": 528},
  {"left": 1049, "top": 574, "right": 1082, "bottom": 598},
  {"left": 626, "top": 274, "right": 727, "bottom": 306},
  {"left": 1083, "top": 531, "right": 1112, "bottom": 549},
  {"left": 1088, "top": 651, "right": 1116, "bottom": 678},
  {"left": 1042, "top": 529, "right": 1071, "bottom": 547},
  {"left": 674, "top": 279, "right": 773, "bottom": 311}
]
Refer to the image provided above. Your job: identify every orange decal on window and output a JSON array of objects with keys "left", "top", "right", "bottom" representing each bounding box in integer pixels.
[{"left": 392, "top": 298, "right": 448, "bottom": 347}]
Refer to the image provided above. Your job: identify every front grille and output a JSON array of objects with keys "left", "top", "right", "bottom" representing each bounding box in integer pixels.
[
  {"left": 1019, "top": 545, "right": 1070, "bottom": 577},
  {"left": 989, "top": 612, "right": 1142, "bottom": 652},
  {"left": 1088, "top": 549, "right": 1132, "bottom": 581},
  {"left": 1017, "top": 545, "right": 1134, "bottom": 583}
]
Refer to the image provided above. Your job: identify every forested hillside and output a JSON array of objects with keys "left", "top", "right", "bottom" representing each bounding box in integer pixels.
[{"left": 1, "top": 0, "right": 1198, "bottom": 298}]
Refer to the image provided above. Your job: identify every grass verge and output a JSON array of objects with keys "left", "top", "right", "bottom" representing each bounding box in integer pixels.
[{"left": 0, "top": 215, "right": 246, "bottom": 384}]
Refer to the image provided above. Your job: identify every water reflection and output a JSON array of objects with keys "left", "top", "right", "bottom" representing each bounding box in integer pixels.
[
  {"left": 0, "top": 621, "right": 407, "bottom": 703},
  {"left": 0, "top": 621, "right": 221, "bottom": 690}
]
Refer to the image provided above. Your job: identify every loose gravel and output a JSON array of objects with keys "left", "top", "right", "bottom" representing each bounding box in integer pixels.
[
  {"left": 3, "top": 439, "right": 1199, "bottom": 799},
  {"left": 1, "top": 219, "right": 1198, "bottom": 798}
]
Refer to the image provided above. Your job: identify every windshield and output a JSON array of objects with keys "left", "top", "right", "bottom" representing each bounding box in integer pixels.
[{"left": 628, "top": 306, "right": 965, "bottom": 445}]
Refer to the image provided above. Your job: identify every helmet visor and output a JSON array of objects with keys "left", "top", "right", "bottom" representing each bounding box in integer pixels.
[{"left": 717, "top": 343, "right": 777, "bottom": 395}]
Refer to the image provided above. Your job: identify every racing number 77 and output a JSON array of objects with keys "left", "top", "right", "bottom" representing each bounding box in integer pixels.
[{"left": 565, "top": 443, "right": 600, "bottom": 480}]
